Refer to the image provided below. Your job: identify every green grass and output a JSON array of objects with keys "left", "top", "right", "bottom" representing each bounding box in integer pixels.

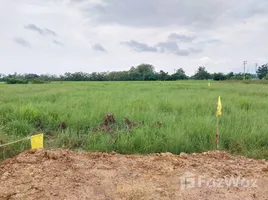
[{"left": 0, "top": 81, "right": 268, "bottom": 159}]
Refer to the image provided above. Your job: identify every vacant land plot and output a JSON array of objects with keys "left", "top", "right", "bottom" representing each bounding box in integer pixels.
[{"left": 0, "top": 81, "right": 268, "bottom": 158}]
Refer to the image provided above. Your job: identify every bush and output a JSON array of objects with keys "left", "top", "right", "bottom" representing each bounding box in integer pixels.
[
  {"left": 5, "top": 78, "right": 29, "bottom": 84},
  {"left": 31, "top": 78, "right": 48, "bottom": 84},
  {"left": 212, "top": 73, "right": 227, "bottom": 81}
]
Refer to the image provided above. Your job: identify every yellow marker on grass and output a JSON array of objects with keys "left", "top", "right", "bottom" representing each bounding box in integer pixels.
[
  {"left": 216, "top": 96, "right": 222, "bottom": 116},
  {"left": 215, "top": 96, "right": 222, "bottom": 150},
  {"left": 31, "top": 133, "right": 44, "bottom": 149}
]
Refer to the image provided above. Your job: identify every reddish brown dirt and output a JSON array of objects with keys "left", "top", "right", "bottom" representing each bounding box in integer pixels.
[{"left": 0, "top": 149, "right": 268, "bottom": 200}]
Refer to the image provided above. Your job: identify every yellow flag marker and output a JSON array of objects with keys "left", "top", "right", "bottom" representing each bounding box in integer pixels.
[
  {"left": 208, "top": 83, "right": 211, "bottom": 87},
  {"left": 31, "top": 134, "right": 44, "bottom": 149},
  {"left": 215, "top": 96, "right": 222, "bottom": 150},
  {"left": 216, "top": 96, "right": 222, "bottom": 116}
]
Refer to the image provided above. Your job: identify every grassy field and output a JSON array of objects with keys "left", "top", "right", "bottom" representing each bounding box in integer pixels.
[{"left": 1, "top": 81, "right": 268, "bottom": 159}]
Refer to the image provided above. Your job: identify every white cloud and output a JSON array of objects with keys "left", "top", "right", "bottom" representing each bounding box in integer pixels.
[
  {"left": 199, "top": 57, "right": 212, "bottom": 66},
  {"left": 0, "top": 0, "right": 268, "bottom": 75}
]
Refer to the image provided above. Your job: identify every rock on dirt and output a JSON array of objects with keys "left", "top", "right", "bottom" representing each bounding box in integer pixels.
[{"left": 0, "top": 149, "right": 268, "bottom": 200}]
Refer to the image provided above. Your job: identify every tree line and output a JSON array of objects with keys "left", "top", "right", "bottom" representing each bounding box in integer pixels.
[{"left": 1, "top": 63, "right": 268, "bottom": 84}]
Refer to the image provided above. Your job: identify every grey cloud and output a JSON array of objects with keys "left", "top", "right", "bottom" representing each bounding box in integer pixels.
[
  {"left": 24, "top": 24, "right": 57, "bottom": 36},
  {"left": 86, "top": 0, "right": 222, "bottom": 28},
  {"left": 168, "top": 33, "right": 194, "bottom": 42},
  {"left": 196, "top": 39, "right": 222, "bottom": 49},
  {"left": 156, "top": 41, "right": 180, "bottom": 54},
  {"left": 122, "top": 40, "right": 201, "bottom": 56},
  {"left": 121, "top": 40, "right": 157, "bottom": 52},
  {"left": 44, "top": 28, "right": 57, "bottom": 36},
  {"left": 176, "top": 49, "right": 190, "bottom": 56},
  {"left": 13, "top": 37, "right": 31, "bottom": 48},
  {"left": 188, "top": 47, "right": 202, "bottom": 53},
  {"left": 92, "top": 44, "right": 107, "bottom": 52},
  {"left": 24, "top": 24, "right": 42, "bottom": 34},
  {"left": 156, "top": 41, "right": 201, "bottom": 56},
  {"left": 229, "top": 0, "right": 268, "bottom": 20},
  {"left": 53, "top": 40, "right": 64, "bottom": 46},
  {"left": 70, "top": 0, "right": 85, "bottom": 2},
  {"left": 200, "top": 39, "right": 222, "bottom": 45},
  {"left": 85, "top": 0, "right": 268, "bottom": 29}
]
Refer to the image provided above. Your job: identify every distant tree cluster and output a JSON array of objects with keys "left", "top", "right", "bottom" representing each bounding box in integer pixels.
[
  {"left": 1, "top": 63, "right": 267, "bottom": 83},
  {"left": 0, "top": 73, "right": 49, "bottom": 84}
]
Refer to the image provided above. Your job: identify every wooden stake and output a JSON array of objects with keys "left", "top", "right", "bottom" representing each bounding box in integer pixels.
[
  {"left": 215, "top": 116, "right": 219, "bottom": 150},
  {"left": 0, "top": 140, "right": 5, "bottom": 161}
]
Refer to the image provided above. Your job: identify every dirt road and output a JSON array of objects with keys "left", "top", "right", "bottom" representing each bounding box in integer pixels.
[{"left": 0, "top": 149, "right": 268, "bottom": 200}]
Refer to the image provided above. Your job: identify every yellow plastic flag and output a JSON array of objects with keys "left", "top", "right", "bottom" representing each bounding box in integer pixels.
[
  {"left": 31, "top": 134, "right": 44, "bottom": 149},
  {"left": 216, "top": 96, "right": 222, "bottom": 117},
  {"left": 208, "top": 83, "right": 211, "bottom": 87}
]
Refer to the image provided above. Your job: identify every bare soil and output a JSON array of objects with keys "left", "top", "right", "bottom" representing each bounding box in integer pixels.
[{"left": 0, "top": 149, "right": 268, "bottom": 200}]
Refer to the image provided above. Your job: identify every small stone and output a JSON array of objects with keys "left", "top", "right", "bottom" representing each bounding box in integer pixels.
[
  {"left": 165, "top": 152, "right": 173, "bottom": 156},
  {"left": 1, "top": 172, "right": 9, "bottom": 180},
  {"left": 160, "top": 152, "right": 173, "bottom": 156},
  {"left": 180, "top": 152, "right": 188, "bottom": 158},
  {"left": 156, "top": 188, "right": 163, "bottom": 192}
]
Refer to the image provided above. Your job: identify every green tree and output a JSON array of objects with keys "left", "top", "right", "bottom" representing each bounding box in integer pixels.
[
  {"left": 257, "top": 64, "right": 268, "bottom": 79},
  {"left": 136, "top": 64, "right": 155, "bottom": 80},
  {"left": 212, "top": 73, "right": 227, "bottom": 81},
  {"left": 24, "top": 74, "right": 39, "bottom": 81},
  {"left": 158, "top": 70, "right": 169, "bottom": 81},
  {"left": 127, "top": 64, "right": 156, "bottom": 81},
  {"left": 230, "top": 73, "right": 252, "bottom": 80},
  {"left": 193, "top": 67, "right": 211, "bottom": 80},
  {"left": 136, "top": 64, "right": 155, "bottom": 74},
  {"left": 226, "top": 72, "right": 234, "bottom": 80},
  {"left": 176, "top": 68, "right": 185, "bottom": 74},
  {"left": 170, "top": 68, "right": 188, "bottom": 80}
]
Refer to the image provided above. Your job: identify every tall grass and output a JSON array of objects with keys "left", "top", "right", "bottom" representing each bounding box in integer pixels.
[{"left": 1, "top": 81, "right": 268, "bottom": 159}]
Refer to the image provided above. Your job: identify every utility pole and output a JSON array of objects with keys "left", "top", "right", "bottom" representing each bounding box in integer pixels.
[
  {"left": 255, "top": 63, "right": 258, "bottom": 74},
  {"left": 243, "top": 61, "right": 247, "bottom": 80}
]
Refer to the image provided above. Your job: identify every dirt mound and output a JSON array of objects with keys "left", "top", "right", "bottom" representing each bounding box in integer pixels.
[{"left": 0, "top": 150, "right": 268, "bottom": 200}]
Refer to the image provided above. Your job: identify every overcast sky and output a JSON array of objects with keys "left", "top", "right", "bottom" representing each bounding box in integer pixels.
[{"left": 1, "top": 0, "right": 268, "bottom": 75}]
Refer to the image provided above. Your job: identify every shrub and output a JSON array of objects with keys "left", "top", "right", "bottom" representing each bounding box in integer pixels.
[
  {"left": 5, "top": 78, "right": 29, "bottom": 84},
  {"left": 31, "top": 78, "right": 48, "bottom": 84}
]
